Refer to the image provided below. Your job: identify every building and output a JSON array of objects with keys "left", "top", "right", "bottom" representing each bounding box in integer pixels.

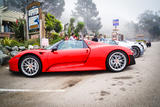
[
  {"left": 112, "top": 32, "right": 124, "bottom": 41},
  {"left": 0, "top": 0, "right": 24, "bottom": 38}
]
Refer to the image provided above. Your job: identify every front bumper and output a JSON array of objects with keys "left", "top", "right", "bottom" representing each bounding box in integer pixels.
[
  {"left": 140, "top": 49, "right": 144, "bottom": 55},
  {"left": 129, "top": 55, "right": 136, "bottom": 65},
  {"left": 9, "top": 57, "right": 19, "bottom": 72}
]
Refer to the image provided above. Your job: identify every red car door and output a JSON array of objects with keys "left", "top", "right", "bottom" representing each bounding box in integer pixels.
[
  {"left": 47, "top": 40, "right": 90, "bottom": 67},
  {"left": 55, "top": 48, "right": 89, "bottom": 63}
]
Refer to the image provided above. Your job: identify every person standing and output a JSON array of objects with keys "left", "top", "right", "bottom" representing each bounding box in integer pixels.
[
  {"left": 92, "top": 35, "right": 98, "bottom": 42},
  {"left": 83, "top": 34, "right": 88, "bottom": 40},
  {"left": 65, "top": 34, "right": 69, "bottom": 40},
  {"left": 104, "top": 35, "right": 108, "bottom": 41},
  {"left": 69, "top": 33, "right": 75, "bottom": 40},
  {"left": 99, "top": 34, "right": 104, "bottom": 42}
]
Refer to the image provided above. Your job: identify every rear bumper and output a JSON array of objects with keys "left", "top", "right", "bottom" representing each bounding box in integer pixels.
[{"left": 129, "top": 55, "right": 136, "bottom": 65}]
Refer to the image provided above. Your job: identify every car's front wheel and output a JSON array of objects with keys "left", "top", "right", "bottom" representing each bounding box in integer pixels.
[
  {"left": 19, "top": 55, "right": 42, "bottom": 77},
  {"left": 132, "top": 46, "right": 140, "bottom": 58},
  {"left": 106, "top": 51, "right": 128, "bottom": 72}
]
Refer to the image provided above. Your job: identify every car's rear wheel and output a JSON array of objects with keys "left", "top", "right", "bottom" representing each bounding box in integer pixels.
[
  {"left": 106, "top": 50, "right": 128, "bottom": 72},
  {"left": 19, "top": 55, "right": 41, "bottom": 77},
  {"left": 132, "top": 46, "right": 140, "bottom": 58}
]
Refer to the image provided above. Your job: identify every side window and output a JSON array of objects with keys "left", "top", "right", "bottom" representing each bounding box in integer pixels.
[{"left": 57, "top": 40, "right": 85, "bottom": 50}]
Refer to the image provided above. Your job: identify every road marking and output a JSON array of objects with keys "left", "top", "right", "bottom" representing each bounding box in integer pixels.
[{"left": 0, "top": 88, "right": 65, "bottom": 93}]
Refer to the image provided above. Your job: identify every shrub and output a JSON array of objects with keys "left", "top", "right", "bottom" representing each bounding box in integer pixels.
[
  {"left": 136, "top": 40, "right": 146, "bottom": 43},
  {"left": 49, "top": 36, "right": 63, "bottom": 45},
  {"left": 51, "top": 32, "right": 59, "bottom": 39},
  {"left": 24, "top": 39, "right": 40, "bottom": 47},
  {"left": 10, "top": 19, "right": 25, "bottom": 41},
  {"left": 1, "top": 38, "right": 12, "bottom": 46},
  {"left": 0, "top": 38, "right": 24, "bottom": 47},
  {"left": 10, "top": 40, "right": 23, "bottom": 47}
]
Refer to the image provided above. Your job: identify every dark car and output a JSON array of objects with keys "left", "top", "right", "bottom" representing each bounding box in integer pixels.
[{"left": 146, "top": 41, "right": 151, "bottom": 47}]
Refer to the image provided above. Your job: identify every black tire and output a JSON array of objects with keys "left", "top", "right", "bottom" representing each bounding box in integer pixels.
[
  {"left": 132, "top": 46, "right": 140, "bottom": 58},
  {"left": 19, "top": 55, "right": 42, "bottom": 77},
  {"left": 106, "top": 50, "right": 128, "bottom": 72}
]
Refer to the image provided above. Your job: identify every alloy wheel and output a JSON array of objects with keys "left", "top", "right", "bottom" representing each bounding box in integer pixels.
[
  {"left": 21, "top": 57, "right": 39, "bottom": 76},
  {"left": 109, "top": 52, "right": 127, "bottom": 71}
]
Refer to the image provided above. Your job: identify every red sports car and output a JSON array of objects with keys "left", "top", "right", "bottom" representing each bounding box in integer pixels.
[{"left": 9, "top": 40, "right": 135, "bottom": 77}]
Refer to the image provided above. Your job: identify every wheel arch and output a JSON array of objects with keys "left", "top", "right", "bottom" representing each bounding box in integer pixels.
[
  {"left": 132, "top": 45, "right": 141, "bottom": 52},
  {"left": 18, "top": 53, "right": 42, "bottom": 72},
  {"left": 132, "top": 45, "right": 141, "bottom": 57},
  {"left": 105, "top": 49, "right": 129, "bottom": 67}
]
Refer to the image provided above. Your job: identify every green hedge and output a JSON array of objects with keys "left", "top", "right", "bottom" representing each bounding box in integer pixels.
[
  {"left": 24, "top": 39, "right": 40, "bottom": 47},
  {"left": 136, "top": 40, "right": 146, "bottom": 43},
  {"left": 0, "top": 38, "right": 24, "bottom": 47}
]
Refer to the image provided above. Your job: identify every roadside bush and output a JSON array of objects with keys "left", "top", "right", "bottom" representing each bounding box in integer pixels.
[
  {"left": 1, "top": 38, "right": 12, "bottom": 46},
  {"left": 51, "top": 32, "right": 59, "bottom": 40},
  {"left": 136, "top": 40, "right": 146, "bottom": 43},
  {"left": 49, "top": 36, "right": 63, "bottom": 45},
  {"left": 0, "top": 38, "right": 24, "bottom": 47},
  {"left": 46, "top": 32, "right": 63, "bottom": 45},
  {"left": 10, "top": 40, "right": 24, "bottom": 47},
  {"left": 24, "top": 39, "right": 40, "bottom": 47},
  {"left": 0, "top": 39, "right": 2, "bottom": 45}
]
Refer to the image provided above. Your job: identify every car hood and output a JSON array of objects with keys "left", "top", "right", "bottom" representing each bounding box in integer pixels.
[{"left": 117, "top": 41, "right": 132, "bottom": 49}]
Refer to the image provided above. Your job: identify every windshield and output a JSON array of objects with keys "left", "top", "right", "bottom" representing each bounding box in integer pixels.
[
  {"left": 103, "top": 40, "right": 117, "bottom": 45},
  {"left": 45, "top": 40, "right": 63, "bottom": 50}
]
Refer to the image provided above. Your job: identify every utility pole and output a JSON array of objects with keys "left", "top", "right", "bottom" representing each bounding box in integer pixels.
[
  {"left": 26, "top": 0, "right": 29, "bottom": 40},
  {"left": 39, "top": 8, "right": 42, "bottom": 48},
  {"left": 0, "top": 15, "right": 2, "bottom": 33}
]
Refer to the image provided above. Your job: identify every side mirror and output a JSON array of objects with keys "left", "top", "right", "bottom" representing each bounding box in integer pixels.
[{"left": 51, "top": 47, "right": 57, "bottom": 52}]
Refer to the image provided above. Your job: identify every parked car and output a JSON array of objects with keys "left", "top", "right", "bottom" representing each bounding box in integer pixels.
[
  {"left": 101, "top": 39, "right": 132, "bottom": 50},
  {"left": 101, "top": 39, "right": 143, "bottom": 58},
  {"left": 116, "top": 40, "right": 144, "bottom": 58},
  {"left": 9, "top": 40, "right": 135, "bottom": 77},
  {"left": 101, "top": 39, "right": 117, "bottom": 45},
  {"left": 146, "top": 41, "right": 151, "bottom": 47},
  {"left": 137, "top": 42, "right": 147, "bottom": 51}
]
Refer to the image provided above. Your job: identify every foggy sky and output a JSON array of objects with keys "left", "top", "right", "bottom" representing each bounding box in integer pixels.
[{"left": 61, "top": 0, "right": 160, "bottom": 34}]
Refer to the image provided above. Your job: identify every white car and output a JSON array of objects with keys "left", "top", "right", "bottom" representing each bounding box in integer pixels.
[
  {"left": 116, "top": 40, "right": 144, "bottom": 58},
  {"left": 100, "top": 39, "right": 144, "bottom": 58},
  {"left": 100, "top": 39, "right": 132, "bottom": 53},
  {"left": 137, "top": 42, "right": 147, "bottom": 51}
]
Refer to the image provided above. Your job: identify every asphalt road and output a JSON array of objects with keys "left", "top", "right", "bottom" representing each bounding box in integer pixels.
[{"left": 0, "top": 42, "right": 160, "bottom": 107}]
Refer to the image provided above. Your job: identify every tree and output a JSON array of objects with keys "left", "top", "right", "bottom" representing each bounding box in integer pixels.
[
  {"left": 72, "top": 0, "right": 102, "bottom": 33},
  {"left": 138, "top": 10, "right": 160, "bottom": 39},
  {"left": 45, "top": 13, "right": 55, "bottom": 34},
  {"left": 67, "top": 18, "right": 75, "bottom": 36},
  {"left": 6, "top": 0, "right": 33, "bottom": 13},
  {"left": 42, "top": 0, "right": 65, "bottom": 19},
  {"left": 54, "top": 19, "right": 63, "bottom": 33},
  {"left": 74, "top": 22, "right": 85, "bottom": 36},
  {"left": 11, "top": 19, "right": 25, "bottom": 41},
  {"left": 122, "top": 21, "right": 140, "bottom": 39},
  {"left": 87, "top": 17, "right": 102, "bottom": 33},
  {"left": 69, "top": 18, "right": 75, "bottom": 33},
  {"left": 45, "top": 13, "right": 63, "bottom": 35},
  {"left": 65, "top": 18, "right": 85, "bottom": 36},
  {"left": 6, "top": 0, "right": 65, "bottom": 19},
  {"left": 63, "top": 23, "right": 69, "bottom": 33}
]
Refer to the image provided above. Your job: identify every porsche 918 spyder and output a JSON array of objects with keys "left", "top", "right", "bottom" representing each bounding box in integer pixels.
[{"left": 9, "top": 40, "right": 135, "bottom": 77}]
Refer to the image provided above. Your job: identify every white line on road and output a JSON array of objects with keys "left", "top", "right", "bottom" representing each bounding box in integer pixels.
[{"left": 0, "top": 88, "right": 65, "bottom": 93}]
